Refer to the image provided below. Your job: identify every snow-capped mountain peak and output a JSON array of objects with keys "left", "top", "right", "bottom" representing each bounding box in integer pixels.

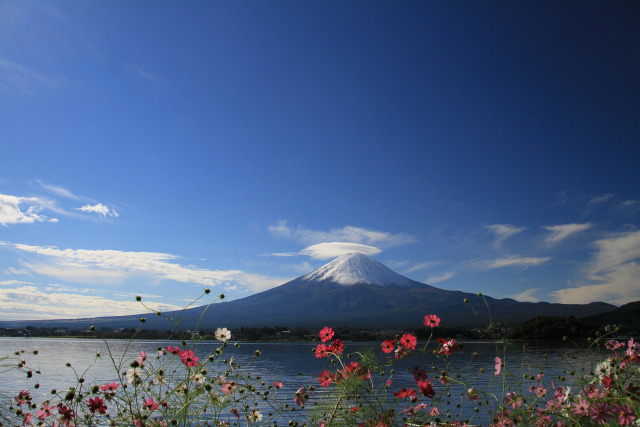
[{"left": 302, "top": 252, "right": 416, "bottom": 287}]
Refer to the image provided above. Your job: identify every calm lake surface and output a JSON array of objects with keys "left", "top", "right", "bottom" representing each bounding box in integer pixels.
[{"left": 1, "top": 337, "right": 603, "bottom": 425}]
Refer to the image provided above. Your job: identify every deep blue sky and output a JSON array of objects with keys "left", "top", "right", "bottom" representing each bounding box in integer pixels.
[{"left": 1, "top": 1, "right": 639, "bottom": 320}]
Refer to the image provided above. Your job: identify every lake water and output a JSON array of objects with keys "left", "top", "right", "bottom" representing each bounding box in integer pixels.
[{"left": 1, "top": 337, "right": 603, "bottom": 425}]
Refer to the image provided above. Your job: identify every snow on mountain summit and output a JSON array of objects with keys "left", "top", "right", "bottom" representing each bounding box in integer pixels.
[{"left": 302, "top": 252, "right": 416, "bottom": 287}]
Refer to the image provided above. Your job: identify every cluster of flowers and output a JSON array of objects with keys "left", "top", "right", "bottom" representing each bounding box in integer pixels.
[
  {"left": 6, "top": 326, "right": 282, "bottom": 426},
  {"left": 488, "top": 337, "right": 639, "bottom": 426}
]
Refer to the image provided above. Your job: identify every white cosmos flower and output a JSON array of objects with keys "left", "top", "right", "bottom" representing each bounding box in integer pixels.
[
  {"left": 126, "top": 367, "right": 143, "bottom": 386},
  {"left": 250, "top": 409, "right": 263, "bottom": 422},
  {"left": 215, "top": 327, "right": 231, "bottom": 342}
]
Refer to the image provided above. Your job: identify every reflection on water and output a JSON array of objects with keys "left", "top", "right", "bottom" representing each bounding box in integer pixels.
[{"left": 1, "top": 337, "right": 602, "bottom": 425}]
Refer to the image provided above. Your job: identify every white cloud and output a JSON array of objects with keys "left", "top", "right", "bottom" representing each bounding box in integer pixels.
[
  {"left": 551, "top": 230, "right": 640, "bottom": 305},
  {"left": 425, "top": 272, "right": 454, "bottom": 284},
  {"left": 590, "top": 230, "right": 640, "bottom": 274},
  {"left": 0, "top": 285, "right": 182, "bottom": 320},
  {"left": 486, "top": 224, "right": 526, "bottom": 248},
  {"left": 480, "top": 256, "right": 550, "bottom": 270},
  {"left": 0, "top": 194, "right": 55, "bottom": 225},
  {"left": 509, "top": 288, "right": 540, "bottom": 303},
  {"left": 543, "top": 223, "right": 592, "bottom": 245},
  {"left": 299, "top": 242, "right": 381, "bottom": 260},
  {"left": 0, "top": 280, "right": 33, "bottom": 286},
  {"left": 6, "top": 243, "right": 286, "bottom": 293},
  {"left": 268, "top": 221, "right": 416, "bottom": 247},
  {"left": 78, "top": 203, "right": 119, "bottom": 218}
]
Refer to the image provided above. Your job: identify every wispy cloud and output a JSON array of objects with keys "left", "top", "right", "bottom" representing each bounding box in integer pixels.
[
  {"left": 35, "top": 180, "right": 79, "bottom": 200},
  {"left": 268, "top": 221, "right": 416, "bottom": 248},
  {"left": 0, "top": 280, "right": 33, "bottom": 286},
  {"left": 551, "top": 230, "right": 640, "bottom": 305},
  {"left": 509, "top": 288, "right": 540, "bottom": 303},
  {"left": 3, "top": 242, "right": 287, "bottom": 293},
  {"left": 403, "top": 261, "right": 441, "bottom": 274},
  {"left": 425, "top": 272, "right": 454, "bottom": 284},
  {"left": 77, "top": 203, "right": 119, "bottom": 218},
  {"left": 0, "top": 58, "right": 65, "bottom": 96},
  {"left": 486, "top": 224, "right": 526, "bottom": 248},
  {"left": 479, "top": 256, "right": 550, "bottom": 270},
  {"left": 0, "top": 285, "right": 182, "bottom": 320},
  {"left": 543, "top": 223, "right": 592, "bottom": 245}
]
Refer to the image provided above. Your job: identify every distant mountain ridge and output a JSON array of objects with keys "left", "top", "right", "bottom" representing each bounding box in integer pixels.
[{"left": 0, "top": 253, "right": 617, "bottom": 330}]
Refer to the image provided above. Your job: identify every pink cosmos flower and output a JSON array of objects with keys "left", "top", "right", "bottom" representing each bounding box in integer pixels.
[
  {"left": 22, "top": 413, "right": 32, "bottom": 426},
  {"left": 318, "top": 370, "right": 332, "bottom": 387},
  {"left": 37, "top": 402, "right": 54, "bottom": 420},
  {"left": 572, "top": 397, "right": 590, "bottom": 417},
  {"left": 439, "top": 375, "right": 450, "bottom": 385},
  {"left": 100, "top": 382, "right": 119, "bottom": 392},
  {"left": 430, "top": 406, "right": 440, "bottom": 416},
  {"left": 221, "top": 381, "right": 237, "bottom": 395},
  {"left": 143, "top": 397, "right": 159, "bottom": 411},
  {"left": 319, "top": 327, "right": 334, "bottom": 342},
  {"left": 179, "top": 350, "right": 199, "bottom": 367},
  {"left": 590, "top": 402, "right": 613, "bottom": 424},
  {"left": 136, "top": 351, "right": 147, "bottom": 365},
  {"left": 15, "top": 390, "right": 30, "bottom": 406},
  {"left": 423, "top": 314, "right": 441, "bottom": 327},
  {"left": 466, "top": 387, "right": 479, "bottom": 401},
  {"left": 381, "top": 339, "right": 394, "bottom": 353},
  {"left": 165, "top": 345, "right": 181, "bottom": 355},
  {"left": 400, "top": 333, "right": 417, "bottom": 350},
  {"left": 294, "top": 387, "right": 307, "bottom": 407},
  {"left": 504, "top": 392, "right": 522, "bottom": 409},
  {"left": 395, "top": 346, "right": 407, "bottom": 360},
  {"left": 273, "top": 381, "right": 283, "bottom": 389},
  {"left": 614, "top": 404, "right": 636, "bottom": 426},
  {"left": 606, "top": 339, "right": 625, "bottom": 350},
  {"left": 494, "top": 356, "right": 502, "bottom": 376},
  {"left": 88, "top": 396, "right": 107, "bottom": 414}
]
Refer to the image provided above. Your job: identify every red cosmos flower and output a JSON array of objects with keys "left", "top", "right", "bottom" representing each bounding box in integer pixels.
[
  {"left": 143, "top": 397, "right": 159, "bottom": 411},
  {"left": 417, "top": 380, "right": 435, "bottom": 398},
  {"left": 179, "top": 350, "right": 199, "bottom": 367},
  {"left": 381, "top": 340, "right": 394, "bottom": 353},
  {"left": 319, "top": 327, "right": 335, "bottom": 342},
  {"left": 87, "top": 397, "right": 107, "bottom": 414},
  {"left": 165, "top": 345, "right": 181, "bottom": 355},
  {"left": 329, "top": 339, "right": 344, "bottom": 354},
  {"left": 318, "top": 370, "right": 332, "bottom": 387},
  {"left": 57, "top": 404, "right": 74, "bottom": 426},
  {"left": 413, "top": 367, "right": 428, "bottom": 382},
  {"left": 393, "top": 388, "right": 416, "bottom": 399},
  {"left": 315, "top": 344, "right": 330, "bottom": 359},
  {"left": 423, "top": 314, "right": 441, "bottom": 328},
  {"left": 100, "top": 382, "right": 119, "bottom": 392},
  {"left": 400, "top": 333, "right": 417, "bottom": 350}
]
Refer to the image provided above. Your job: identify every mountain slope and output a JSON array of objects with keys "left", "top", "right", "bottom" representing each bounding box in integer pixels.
[{"left": 0, "top": 253, "right": 617, "bottom": 330}]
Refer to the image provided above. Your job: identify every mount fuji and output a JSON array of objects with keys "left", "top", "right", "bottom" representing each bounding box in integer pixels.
[{"left": 1, "top": 253, "right": 616, "bottom": 330}]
